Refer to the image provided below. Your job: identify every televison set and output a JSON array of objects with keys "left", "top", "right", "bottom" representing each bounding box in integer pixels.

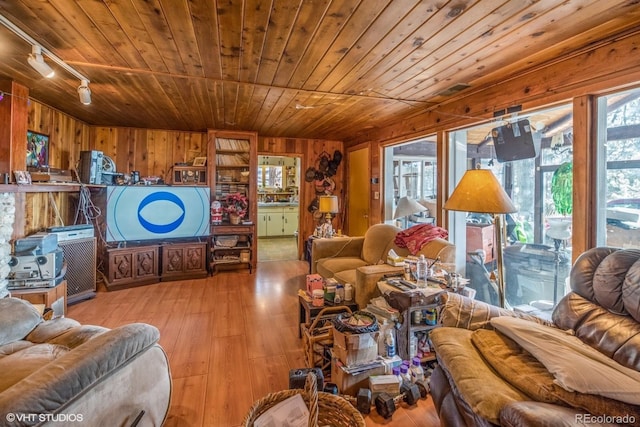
[{"left": 105, "top": 186, "right": 210, "bottom": 242}]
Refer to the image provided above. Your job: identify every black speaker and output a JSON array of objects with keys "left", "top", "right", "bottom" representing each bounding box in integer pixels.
[{"left": 491, "top": 119, "right": 540, "bottom": 162}]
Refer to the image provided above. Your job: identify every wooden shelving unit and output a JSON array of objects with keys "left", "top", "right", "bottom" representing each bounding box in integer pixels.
[{"left": 207, "top": 130, "right": 258, "bottom": 273}]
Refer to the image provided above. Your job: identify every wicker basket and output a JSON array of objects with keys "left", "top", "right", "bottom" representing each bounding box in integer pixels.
[{"left": 243, "top": 372, "right": 364, "bottom": 427}]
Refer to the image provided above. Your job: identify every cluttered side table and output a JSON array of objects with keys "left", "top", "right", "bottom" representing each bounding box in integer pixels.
[{"left": 297, "top": 292, "right": 358, "bottom": 338}]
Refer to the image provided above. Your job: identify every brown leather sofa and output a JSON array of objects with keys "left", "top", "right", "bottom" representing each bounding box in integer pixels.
[
  {"left": 430, "top": 247, "right": 640, "bottom": 426},
  {"left": 311, "top": 223, "right": 455, "bottom": 308}
]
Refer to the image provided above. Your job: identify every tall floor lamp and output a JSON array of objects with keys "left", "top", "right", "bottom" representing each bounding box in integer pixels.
[{"left": 444, "top": 167, "right": 517, "bottom": 308}]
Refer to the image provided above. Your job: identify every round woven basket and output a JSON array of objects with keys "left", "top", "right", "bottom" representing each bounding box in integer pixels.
[{"left": 242, "top": 372, "right": 364, "bottom": 427}]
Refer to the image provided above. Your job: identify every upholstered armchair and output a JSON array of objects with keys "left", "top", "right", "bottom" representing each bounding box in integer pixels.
[{"left": 311, "top": 223, "right": 455, "bottom": 308}]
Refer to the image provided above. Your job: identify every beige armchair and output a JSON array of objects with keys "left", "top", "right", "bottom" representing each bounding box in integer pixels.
[{"left": 311, "top": 223, "right": 455, "bottom": 308}]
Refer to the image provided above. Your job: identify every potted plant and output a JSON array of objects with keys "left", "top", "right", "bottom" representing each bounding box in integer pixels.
[
  {"left": 548, "top": 161, "right": 573, "bottom": 240},
  {"left": 224, "top": 193, "right": 248, "bottom": 224}
]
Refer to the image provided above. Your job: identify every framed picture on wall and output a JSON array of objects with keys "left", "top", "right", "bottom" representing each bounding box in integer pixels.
[
  {"left": 27, "top": 131, "right": 49, "bottom": 168},
  {"left": 192, "top": 157, "right": 207, "bottom": 166}
]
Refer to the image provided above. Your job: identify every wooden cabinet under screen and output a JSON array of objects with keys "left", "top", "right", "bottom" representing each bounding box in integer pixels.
[
  {"left": 105, "top": 245, "right": 160, "bottom": 290},
  {"left": 161, "top": 241, "right": 208, "bottom": 280}
]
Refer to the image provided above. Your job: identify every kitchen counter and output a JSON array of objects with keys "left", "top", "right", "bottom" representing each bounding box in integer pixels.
[{"left": 258, "top": 202, "right": 299, "bottom": 207}]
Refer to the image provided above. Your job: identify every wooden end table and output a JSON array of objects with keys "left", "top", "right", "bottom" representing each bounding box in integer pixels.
[{"left": 10, "top": 280, "right": 67, "bottom": 315}]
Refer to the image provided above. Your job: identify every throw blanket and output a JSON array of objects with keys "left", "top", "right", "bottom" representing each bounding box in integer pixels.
[
  {"left": 490, "top": 317, "right": 640, "bottom": 405},
  {"left": 394, "top": 224, "right": 448, "bottom": 255}
]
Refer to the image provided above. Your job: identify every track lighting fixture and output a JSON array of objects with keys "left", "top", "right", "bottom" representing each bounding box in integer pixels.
[
  {"left": 27, "top": 45, "right": 54, "bottom": 78},
  {"left": 77, "top": 79, "right": 91, "bottom": 105},
  {"left": 0, "top": 13, "right": 93, "bottom": 105}
]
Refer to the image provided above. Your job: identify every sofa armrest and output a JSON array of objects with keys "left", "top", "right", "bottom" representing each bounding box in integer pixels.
[
  {"left": 501, "top": 402, "right": 619, "bottom": 427},
  {"left": 311, "top": 236, "right": 364, "bottom": 273},
  {"left": 0, "top": 323, "right": 161, "bottom": 419},
  {"left": 355, "top": 264, "right": 404, "bottom": 308}
]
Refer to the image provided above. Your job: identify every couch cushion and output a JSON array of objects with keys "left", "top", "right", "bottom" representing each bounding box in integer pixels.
[
  {"left": 431, "top": 327, "right": 528, "bottom": 424},
  {"left": 316, "top": 257, "right": 367, "bottom": 278},
  {"left": 361, "top": 224, "right": 399, "bottom": 265},
  {"left": 0, "top": 298, "right": 42, "bottom": 346},
  {"left": 472, "top": 327, "right": 640, "bottom": 420},
  {"left": 333, "top": 269, "right": 356, "bottom": 286},
  {"left": 0, "top": 343, "right": 69, "bottom": 392}
]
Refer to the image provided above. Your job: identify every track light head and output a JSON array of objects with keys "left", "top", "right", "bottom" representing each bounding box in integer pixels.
[
  {"left": 77, "top": 79, "right": 91, "bottom": 105},
  {"left": 27, "top": 45, "right": 54, "bottom": 78}
]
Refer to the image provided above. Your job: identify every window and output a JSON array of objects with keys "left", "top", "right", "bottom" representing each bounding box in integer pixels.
[
  {"left": 383, "top": 136, "right": 437, "bottom": 227},
  {"left": 448, "top": 104, "right": 573, "bottom": 308},
  {"left": 257, "top": 166, "right": 283, "bottom": 188},
  {"left": 596, "top": 87, "right": 640, "bottom": 249}
]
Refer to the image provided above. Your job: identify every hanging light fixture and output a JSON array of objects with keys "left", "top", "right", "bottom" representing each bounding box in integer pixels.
[
  {"left": 27, "top": 45, "right": 54, "bottom": 78},
  {"left": 77, "top": 79, "right": 91, "bottom": 105}
]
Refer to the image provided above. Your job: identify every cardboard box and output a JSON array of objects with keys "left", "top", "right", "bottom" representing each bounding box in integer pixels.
[
  {"left": 332, "top": 328, "right": 380, "bottom": 367},
  {"left": 369, "top": 375, "right": 401, "bottom": 398},
  {"left": 331, "top": 357, "right": 386, "bottom": 396},
  {"left": 306, "top": 274, "right": 324, "bottom": 296}
]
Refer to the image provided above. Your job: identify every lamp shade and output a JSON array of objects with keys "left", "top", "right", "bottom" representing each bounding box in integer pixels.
[
  {"left": 318, "top": 195, "right": 339, "bottom": 213},
  {"left": 393, "top": 196, "right": 427, "bottom": 219},
  {"left": 444, "top": 168, "right": 516, "bottom": 214}
]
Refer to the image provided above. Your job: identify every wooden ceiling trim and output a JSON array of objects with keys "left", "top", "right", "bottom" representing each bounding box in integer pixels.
[
  {"left": 271, "top": 0, "right": 331, "bottom": 88},
  {"left": 302, "top": 0, "right": 393, "bottom": 90}
]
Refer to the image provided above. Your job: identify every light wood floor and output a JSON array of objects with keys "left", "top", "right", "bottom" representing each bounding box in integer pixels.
[{"left": 67, "top": 260, "right": 440, "bottom": 427}]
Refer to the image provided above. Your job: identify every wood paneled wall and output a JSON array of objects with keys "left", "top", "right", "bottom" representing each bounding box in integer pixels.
[{"left": 258, "top": 137, "right": 344, "bottom": 254}]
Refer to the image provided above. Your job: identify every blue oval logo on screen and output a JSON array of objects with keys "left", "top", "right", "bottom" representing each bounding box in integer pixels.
[{"left": 137, "top": 191, "right": 185, "bottom": 233}]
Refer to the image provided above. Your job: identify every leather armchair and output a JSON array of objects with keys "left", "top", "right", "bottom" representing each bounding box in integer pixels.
[{"left": 311, "top": 223, "right": 455, "bottom": 308}]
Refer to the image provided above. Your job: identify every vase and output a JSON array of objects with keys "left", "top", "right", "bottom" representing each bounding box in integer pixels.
[{"left": 229, "top": 213, "right": 242, "bottom": 225}]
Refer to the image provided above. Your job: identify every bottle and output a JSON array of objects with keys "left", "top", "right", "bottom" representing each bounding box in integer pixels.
[
  {"left": 416, "top": 254, "right": 428, "bottom": 287},
  {"left": 409, "top": 333, "right": 418, "bottom": 358},
  {"left": 344, "top": 283, "right": 353, "bottom": 301},
  {"left": 410, "top": 357, "right": 425, "bottom": 383},
  {"left": 392, "top": 366, "right": 402, "bottom": 384},
  {"left": 378, "top": 320, "right": 389, "bottom": 356},
  {"left": 400, "top": 364, "right": 411, "bottom": 384},
  {"left": 385, "top": 327, "right": 396, "bottom": 358},
  {"left": 334, "top": 283, "right": 345, "bottom": 304}
]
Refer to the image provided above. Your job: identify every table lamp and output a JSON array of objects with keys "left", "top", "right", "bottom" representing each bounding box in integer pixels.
[
  {"left": 443, "top": 167, "right": 517, "bottom": 308},
  {"left": 393, "top": 196, "right": 427, "bottom": 228},
  {"left": 318, "top": 195, "right": 339, "bottom": 237}
]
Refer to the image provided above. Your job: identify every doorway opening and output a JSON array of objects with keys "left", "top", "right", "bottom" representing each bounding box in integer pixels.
[{"left": 256, "top": 155, "right": 301, "bottom": 261}]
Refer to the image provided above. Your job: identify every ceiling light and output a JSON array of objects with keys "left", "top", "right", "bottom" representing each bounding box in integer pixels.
[
  {"left": 27, "top": 45, "right": 54, "bottom": 78},
  {"left": 77, "top": 79, "right": 91, "bottom": 105}
]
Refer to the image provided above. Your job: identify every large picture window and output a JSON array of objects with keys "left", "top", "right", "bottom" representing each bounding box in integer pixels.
[
  {"left": 448, "top": 104, "right": 574, "bottom": 309},
  {"left": 596, "top": 87, "right": 640, "bottom": 249}
]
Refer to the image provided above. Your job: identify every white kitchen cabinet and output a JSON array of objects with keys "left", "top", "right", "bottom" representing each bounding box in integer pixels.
[{"left": 258, "top": 205, "right": 299, "bottom": 237}]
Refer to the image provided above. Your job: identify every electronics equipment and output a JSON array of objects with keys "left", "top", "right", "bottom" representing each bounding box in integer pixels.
[
  {"left": 58, "top": 237, "right": 97, "bottom": 304},
  {"left": 78, "top": 150, "right": 104, "bottom": 184},
  {"left": 491, "top": 119, "right": 540, "bottom": 163},
  {"left": 15, "top": 233, "right": 58, "bottom": 255},
  {"left": 173, "top": 166, "right": 207, "bottom": 185},
  {"left": 47, "top": 224, "right": 94, "bottom": 242},
  {"left": 105, "top": 186, "right": 210, "bottom": 242},
  {"left": 7, "top": 248, "right": 65, "bottom": 289}
]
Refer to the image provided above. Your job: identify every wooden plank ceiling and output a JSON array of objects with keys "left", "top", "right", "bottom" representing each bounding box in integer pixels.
[{"left": 0, "top": 0, "right": 639, "bottom": 142}]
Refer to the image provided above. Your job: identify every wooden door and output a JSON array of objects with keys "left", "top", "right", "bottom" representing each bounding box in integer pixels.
[{"left": 348, "top": 147, "right": 370, "bottom": 236}]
